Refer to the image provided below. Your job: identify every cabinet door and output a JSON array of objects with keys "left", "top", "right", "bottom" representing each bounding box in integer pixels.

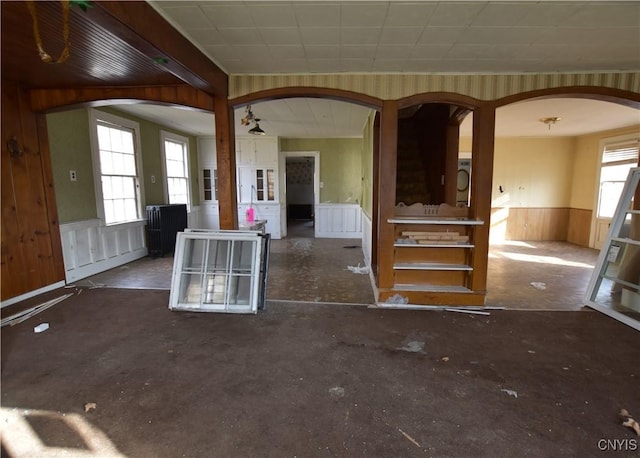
[
  {"left": 201, "top": 168, "right": 218, "bottom": 202},
  {"left": 237, "top": 166, "right": 254, "bottom": 203},
  {"left": 254, "top": 137, "right": 278, "bottom": 165},
  {"left": 255, "top": 168, "right": 277, "bottom": 202},
  {"left": 237, "top": 139, "right": 256, "bottom": 165}
]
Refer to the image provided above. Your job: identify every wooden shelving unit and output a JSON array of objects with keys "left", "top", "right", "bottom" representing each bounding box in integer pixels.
[{"left": 378, "top": 216, "right": 486, "bottom": 306}]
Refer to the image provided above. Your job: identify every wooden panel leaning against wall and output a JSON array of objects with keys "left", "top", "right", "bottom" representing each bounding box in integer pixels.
[{"left": 1, "top": 81, "right": 65, "bottom": 301}]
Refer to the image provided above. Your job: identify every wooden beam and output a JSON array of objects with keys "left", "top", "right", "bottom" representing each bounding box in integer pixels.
[
  {"left": 90, "top": 1, "right": 227, "bottom": 97},
  {"left": 30, "top": 85, "right": 214, "bottom": 113},
  {"left": 377, "top": 100, "right": 398, "bottom": 289},
  {"left": 469, "top": 104, "right": 496, "bottom": 294},
  {"left": 214, "top": 97, "right": 238, "bottom": 230}
]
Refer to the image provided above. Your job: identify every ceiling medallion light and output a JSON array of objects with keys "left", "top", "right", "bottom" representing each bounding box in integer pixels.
[
  {"left": 242, "top": 105, "right": 266, "bottom": 135},
  {"left": 539, "top": 116, "right": 562, "bottom": 130}
]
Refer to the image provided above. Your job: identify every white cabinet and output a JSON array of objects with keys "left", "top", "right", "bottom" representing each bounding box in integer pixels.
[{"left": 236, "top": 137, "right": 278, "bottom": 166}]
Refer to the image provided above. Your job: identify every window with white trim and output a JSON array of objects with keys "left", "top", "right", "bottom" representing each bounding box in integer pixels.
[
  {"left": 597, "top": 138, "right": 638, "bottom": 219},
  {"left": 161, "top": 131, "right": 191, "bottom": 210},
  {"left": 90, "top": 110, "right": 143, "bottom": 225}
]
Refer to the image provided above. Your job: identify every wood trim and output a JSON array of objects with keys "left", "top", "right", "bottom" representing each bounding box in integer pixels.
[
  {"left": 377, "top": 289, "right": 486, "bottom": 306},
  {"left": 494, "top": 86, "right": 640, "bottom": 109},
  {"left": 90, "top": 1, "right": 228, "bottom": 97},
  {"left": 214, "top": 97, "right": 238, "bottom": 229},
  {"left": 377, "top": 100, "right": 398, "bottom": 289},
  {"left": 567, "top": 208, "right": 592, "bottom": 247},
  {"left": 30, "top": 85, "right": 215, "bottom": 113},
  {"left": 469, "top": 105, "right": 495, "bottom": 294},
  {"left": 372, "top": 111, "right": 380, "bottom": 276},
  {"left": 229, "top": 86, "right": 383, "bottom": 109},
  {"left": 397, "top": 92, "right": 480, "bottom": 110}
]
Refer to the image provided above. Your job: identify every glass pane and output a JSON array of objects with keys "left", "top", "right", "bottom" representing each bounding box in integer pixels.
[
  {"left": 203, "top": 169, "right": 211, "bottom": 178},
  {"left": 124, "top": 198, "right": 138, "bottom": 221},
  {"left": 205, "top": 239, "right": 230, "bottom": 273},
  {"left": 204, "top": 190, "right": 212, "bottom": 201},
  {"left": 179, "top": 273, "right": 202, "bottom": 305},
  {"left": 598, "top": 181, "right": 625, "bottom": 218},
  {"left": 102, "top": 177, "right": 113, "bottom": 199},
  {"left": 121, "top": 130, "right": 134, "bottom": 155},
  {"left": 230, "top": 241, "right": 255, "bottom": 274},
  {"left": 267, "top": 169, "right": 275, "bottom": 200},
  {"left": 111, "top": 128, "right": 124, "bottom": 153},
  {"left": 123, "top": 177, "right": 136, "bottom": 198},
  {"left": 100, "top": 150, "right": 113, "bottom": 174},
  {"left": 181, "top": 238, "right": 207, "bottom": 272},
  {"left": 202, "top": 273, "right": 228, "bottom": 304},
  {"left": 227, "top": 276, "right": 251, "bottom": 305},
  {"left": 104, "top": 199, "right": 115, "bottom": 224},
  {"left": 97, "top": 125, "right": 111, "bottom": 151},
  {"left": 122, "top": 153, "right": 136, "bottom": 176}
]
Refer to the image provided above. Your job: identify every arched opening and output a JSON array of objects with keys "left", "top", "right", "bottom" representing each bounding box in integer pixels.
[{"left": 474, "top": 90, "right": 640, "bottom": 311}]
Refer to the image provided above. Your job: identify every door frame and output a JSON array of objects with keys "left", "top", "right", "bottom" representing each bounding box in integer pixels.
[{"left": 280, "top": 151, "right": 320, "bottom": 238}]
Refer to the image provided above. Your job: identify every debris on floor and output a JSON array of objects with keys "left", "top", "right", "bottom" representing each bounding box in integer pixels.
[
  {"left": 1, "top": 293, "right": 74, "bottom": 327},
  {"left": 620, "top": 409, "right": 640, "bottom": 436},
  {"left": 385, "top": 294, "right": 409, "bottom": 305},
  {"left": 33, "top": 323, "right": 49, "bottom": 333},
  {"left": 501, "top": 388, "right": 518, "bottom": 398},
  {"left": 347, "top": 264, "right": 369, "bottom": 274},
  {"left": 530, "top": 282, "right": 547, "bottom": 290},
  {"left": 445, "top": 307, "right": 491, "bottom": 316},
  {"left": 441, "top": 356, "right": 450, "bottom": 362},
  {"left": 328, "top": 387, "right": 345, "bottom": 398},
  {"left": 398, "top": 340, "right": 425, "bottom": 353},
  {"left": 84, "top": 402, "right": 97, "bottom": 413},
  {"left": 398, "top": 428, "right": 422, "bottom": 448}
]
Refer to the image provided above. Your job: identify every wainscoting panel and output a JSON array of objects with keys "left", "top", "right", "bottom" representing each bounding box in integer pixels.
[
  {"left": 490, "top": 207, "right": 570, "bottom": 241},
  {"left": 315, "top": 204, "right": 362, "bottom": 238},
  {"left": 567, "top": 208, "right": 593, "bottom": 247},
  {"left": 60, "top": 219, "right": 148, "bottom": 283},
  {"left": 361, "top": 212, "right": 373, "bottom": 266}
]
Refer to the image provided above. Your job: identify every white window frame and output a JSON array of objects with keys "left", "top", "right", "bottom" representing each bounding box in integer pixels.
[
  {"left": 88, "top": 109, "right": 145, "bottom": 225},
  {"left": 160, "top": 130, "right": 191, "bottom": 211}
]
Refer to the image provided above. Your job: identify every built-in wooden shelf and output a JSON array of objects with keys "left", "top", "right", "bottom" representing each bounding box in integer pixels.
[
  {"left": 388, "top": 217, "right": 484, "bottom": 225},
  {"left": 395, "top": 242, "right": 474, "bottom": 248},
  {"left": 394, "top": 262, "right": 473, "bottom": 271},
  {"left": 394, "top": 284, "right": 473, "bottom": 293}
]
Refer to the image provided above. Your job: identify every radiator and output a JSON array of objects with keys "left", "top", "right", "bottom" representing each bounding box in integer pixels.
[{"left": 146, "top": 204, "right": 188, "bottom": 256}]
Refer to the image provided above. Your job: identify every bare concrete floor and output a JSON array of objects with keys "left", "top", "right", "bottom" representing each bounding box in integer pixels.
[{"left": 2, "top": 288, "right": 639, "bottom": 457}]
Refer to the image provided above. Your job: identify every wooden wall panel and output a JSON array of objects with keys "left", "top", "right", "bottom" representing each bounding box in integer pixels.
[
  {"left": 567, "top": 208, "right": 593, "bottom": 247},
  {"left": 1, "top": 81, "right": 65, "bottom": 301},
  {"left": 491, "top": 207, "right": 571, "bottom": 241}
]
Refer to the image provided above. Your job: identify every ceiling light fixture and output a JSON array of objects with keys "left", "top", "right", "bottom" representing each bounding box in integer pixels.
[
  {"left": 248, "top": 122, "right": 266, "bottom": 136},
  {"left": 539, "top": 116, "right": 561, "bottom": 130},
  {"left": 242, "top": 105, "right": 266, "bottom": 135}
]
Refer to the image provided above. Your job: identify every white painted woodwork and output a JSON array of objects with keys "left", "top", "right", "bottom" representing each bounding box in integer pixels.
[{"left": 315, "top": 204, "right": 362, "bottom": 238}]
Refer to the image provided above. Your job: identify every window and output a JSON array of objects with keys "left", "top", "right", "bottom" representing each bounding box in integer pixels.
[
  {"left": 161, "top": 131, "right": 191, "bottom": 209},
  {"left": 597, "top": 138, "right": 638, "bottom": 219},
  {"left": 202, "top": 168, "right": 218, "bottom": 201},
  {"left": 89, "top": 110, "right": 143, "bottom": 225}
]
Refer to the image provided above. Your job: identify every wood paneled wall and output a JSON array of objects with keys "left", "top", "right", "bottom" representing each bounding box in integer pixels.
[
  {"left": 490, "top": 207, "right": 592, "bottom": 246},
  {"left": 1, "top": 81, "right": 64, "bottom": 301}
]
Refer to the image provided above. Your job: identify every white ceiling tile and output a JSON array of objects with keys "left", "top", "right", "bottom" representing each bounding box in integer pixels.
[
  {"left": 384, "top": 3, "right": 437, "bottom": 27},
  {"left": 341, "top": 3, "right": 389, "bottom": 27},
  {"left": 249, "top": 4, "right": 298, "bottom": 28},
  {"left": 307, "top": 58, "right": 342, "bottom": 73},
  {"left": 379, "top": 27, "right": 424, "bottom": 45},
  {"left": 202, "top": 45, "right": 238, "bottom": 60},
  {"left": 403, "top": 58, "right": 446, "bottom": 72},
  {"left": 268, "top": 58, "right": 309, "bottom": 73},
  {"left": 259, "top": 28, "right": 302, "bottom": 45},
  {"left": 341, "top": 45, "right": 377, "bottom": 59},
  {"left": 161, "top": 6, "right": 212, "bottom": 29},
  {"left": 232, "top": 45, "right": 272, "bottom": 60},
  {"left": 376, "top": 45, "right": 414, "bottom": 59},
  {"left": 565, "top": 3, "right": 640, "bottom": 27},
  {"left": 341, "top": 27, "right": 382, "bottom": 45},
  {"left": 429, "top": 3, "right": 485, "bottom": 27},
  {"left": 417, "top": 26, "right": 465, "bottom": 44},
  {"left": 269, "top": 45, "right": 306, "bottom": 59},
  {"left": 447, "top": 43, "right": 519, "bottom": 60},
  {"left": 513, "top": 3, "right": 581, "bottom": 27},
  {"left": 305, "top": 45, "right": 341, "bottom": 59},
  {"left": 372, "top": 59, "right": 407, "bottom": 72},
  {"left": 340, "top": 58, "right": 374, "bottom": 72},
  {"left": 186, "top": 28, "right": 228, "bottom": 46},
  {"left": 411, "top": 44, "right": 451, "bottom": 59},
  {"left": 218, "top": 28, "right": 263, "bottom": 45},
  {"left": 300, "top": 28, "right": 341, "bottom": 45},
  {"left": 200, "top": 4, "right": 255, "bottom": 28},
  {"left": 294, "top": 3, "right": 341, "bottom": 27},
  {"left": 458, "top": 27, "right": 542, "bottom": 44},
  {"left": 472, "top": 3, "right": 533, "bottom": 27}
]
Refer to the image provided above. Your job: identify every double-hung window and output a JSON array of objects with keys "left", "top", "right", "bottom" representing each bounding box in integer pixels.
[
  {"left": 90, "top": 110, "right": 143, "bottom": 225},
  {"left": 161, "top": 131, "right": 191, "bottom": 210}
]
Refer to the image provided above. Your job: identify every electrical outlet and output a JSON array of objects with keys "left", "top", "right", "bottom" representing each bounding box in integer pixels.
[
  {"left": 69, "top": 170, "right": 77, "bottom": 182},
  {"left": 151, "top": 175, "right": 156, "bottom": 184}
]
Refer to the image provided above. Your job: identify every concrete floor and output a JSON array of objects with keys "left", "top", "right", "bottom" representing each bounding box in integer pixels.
[
  {"left": 2, "top": 289, "right": 639, "bottom": 457},
  {"left": 4, "top": 229, "right": 639, "bottom": 457}
]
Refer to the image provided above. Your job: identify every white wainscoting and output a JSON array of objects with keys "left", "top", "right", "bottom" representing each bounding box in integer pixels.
[
  {"left": 315, "top": 204, "right": 362, "bottom": 238},
  {"left": 361, "top": 212, "right": 373, "bottom": 266},
  {"left": 187, "top": 206, "right": 200, "bottom": 229},
  {"left": 60, "top": 219, "right": 148, "bottom": 283}
]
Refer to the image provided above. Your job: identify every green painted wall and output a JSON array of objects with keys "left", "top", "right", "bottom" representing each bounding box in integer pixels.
[
  {"left": 47, "top": 107, "right": 199, "bottom": 224},
  {"left": 280, "top": 138, "right": 363, "bottom": 204},
  {"left": 47, "top": 109, "right": 97, "bottom": 222}
]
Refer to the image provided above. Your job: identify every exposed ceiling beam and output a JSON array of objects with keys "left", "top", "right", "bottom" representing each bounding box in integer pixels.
[{"left": 90, "top": 1, "right": 228, "bottom": 98}]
